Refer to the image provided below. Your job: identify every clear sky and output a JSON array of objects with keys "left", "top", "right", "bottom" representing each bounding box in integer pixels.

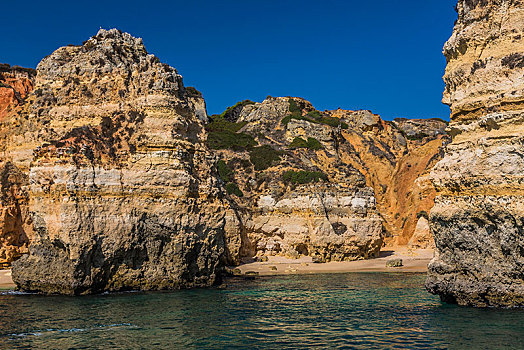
[{"left": 1, "top": 0, "right": 457, "bottom": 120}]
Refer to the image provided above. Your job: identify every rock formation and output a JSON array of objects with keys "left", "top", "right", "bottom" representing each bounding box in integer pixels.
[
  {"left": 2, "top": 29, "right": 241, "bottom": 294},
  {"left": 207, "top": 97, "right": 447, "bottom": 262},
  {"left": 336, "top": 113, "right": 447, "bottom": 248},
  {"left": 0, "top": 29, "right": 448, "bottom": 294},
  {"left": 0, "top": 64, "right": 35, "bottom": 121},
  {"left": 0, "top": 162, "right": 31, "bottom": 268},
  {"left": 0, "top": 64, "right": 35, "bottom": 267},
  {"left": 426, "top": 0, "right": 524, "bottom": 307}
]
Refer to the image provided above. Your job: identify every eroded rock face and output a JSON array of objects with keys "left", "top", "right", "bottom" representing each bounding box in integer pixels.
[
  {"left": 0, "top": 162, "right": 31, "bottom": 267},
  {"left": 207, "top": 97, "right": 446, "bottom": 262},
  {"left": 250, "top": 187, "right": 382, "bottom": 262},
  {"left": 3, "top": 29, "right": 241, "bottom": 294},
  {"left": 0, "top": 65, "right": 35, "bottom": 267},
  {"left": 426, "top": 0, "right": 524, "bottom": 307},
  {"left": 407, "top": 216, "right": 434, "bottom": 249},
  {"left": 338, "top": 113, "right": 448, "bottom": 247},
  {"left": 1, "top": 28, "right": 448, "bottom": 293},
  {"left": 0, "top": 64, "right": 35, "bottom": 121}
]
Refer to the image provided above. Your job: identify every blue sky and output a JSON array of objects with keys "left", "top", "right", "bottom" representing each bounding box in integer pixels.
[{"left": 1, "top": 0, "right": 457, "bottom": 119}]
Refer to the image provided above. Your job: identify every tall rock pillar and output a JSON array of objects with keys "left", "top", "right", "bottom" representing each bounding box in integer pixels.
[{"left": 426, "top": 0, "right": 524, "bottom": 307}]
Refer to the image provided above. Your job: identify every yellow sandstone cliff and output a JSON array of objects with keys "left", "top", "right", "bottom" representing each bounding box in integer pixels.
[{"left": 426, "top": 0, "right": 524, "bottom": 307}]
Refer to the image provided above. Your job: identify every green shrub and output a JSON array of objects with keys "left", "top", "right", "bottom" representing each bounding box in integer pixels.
[
  {"left": 289, "top": 137, "right": 322, "bottom": 150},
  {"left": 281, "top": 100, "right": 347, "bottom": 130},
  {"left": 282, "top": 99, "right": 304, "bottom": 125},
  {"left": 217, "top": 160, "right": 233, "bottom": 182},
  {"left": 282, "top": 170, "right": 327, "bottom": 184},
  {"left": 206, "top": 118, "right": 247, "bottom": 133},
  {"left": 219, "top": 100, "right": 255, "bottom": 119},
  {"left": 319, "top": 116, "right": 343, "bottom": 127},
  {"left": 281, "top": 115, "right": 292, "bottom": 125},
  {"left": 288, "top": 99, "right": 301, "bottom": 114},
  {"left": 305, "top": 137, "right": 322, "bottom": 150},
  {"left": 249, "top": 145, "right": 281, "bottom": 171},
  {"left": 307, "top": 110, "right": 322, "bottom": 120},
  {"left": 206, "top": 117, "right": 256, "bottom": 150},
  {"left": 207, "top": 131, "right": 256, "bottom": 150},
  {"left": 289, "top": 137, "right": 308, "bottom": 149},
  {"left": 225, "top": 182, "right": 243, "bottom": 197}
]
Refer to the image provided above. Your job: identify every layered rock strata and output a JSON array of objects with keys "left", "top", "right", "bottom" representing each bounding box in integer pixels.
[
  {"left": 334, "top": 112, "right": 447, "bottom": 248},
  {"left": 208, "top": 97, "right": 447, "bottom": 262},
  {"left": 426, "top": 0, "right": 524, "bottom": 307},
  {"left": 0, "top": 64, "right": 35, "bottom": 267},
  {"left": 0, "top": 64, "right": 35, "bottom": 121},
  {"left": 0, "top": 162, "right": 31, "bottom": 267},
  {"left": 2, "top": 29, "right": 241, "bottom": 294},
  {"left": 0, "top": 29, "right": 449, "bottom": 294}
]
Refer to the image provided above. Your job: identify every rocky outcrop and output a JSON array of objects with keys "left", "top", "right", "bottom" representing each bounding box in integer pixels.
[
  {"left": 250, "top": 187, "right": 382, "bottom": 262},
  {"left": 426, "top": 0, "right": 524, "bottom": 307},
  {"left": 0, "top": 64, "right": 35, "bottom": 121},
  {"left": 207, "top": 97, "right": 447, "bottom": 262},
  {"left": 2, "top": 29, "right": 242, "bottom": 294},
  {"left": 205, "top": 97, "right": 384, "bottom": 262},
  {"left": 0, "top": 29, "right": 448, "bottom": 294},
  {"left": 334, "top": 112, "right": 448, "bottom": 248}
]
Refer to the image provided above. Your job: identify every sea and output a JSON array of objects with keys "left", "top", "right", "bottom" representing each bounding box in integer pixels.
[{"left": 0, "top": 273, "right": 523, "bottom": 349}]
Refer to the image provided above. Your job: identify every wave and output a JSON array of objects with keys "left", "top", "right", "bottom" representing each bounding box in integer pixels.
[
  {"left": 0, "top": 290, "right": 37, "bottom": 296},
  {"left": 6, "top": 323, "right": 136, "bottom": 340}
]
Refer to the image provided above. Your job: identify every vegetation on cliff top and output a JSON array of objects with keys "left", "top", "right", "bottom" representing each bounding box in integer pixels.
[
  {"left": 219, "top": 100, "right": 255, "bottom": 119},
  {"left": 206, "top": 116, "right": 256, "bottom": 150},
  {"left": 282, "top": 99, "right": 349, "bottom": 129}
]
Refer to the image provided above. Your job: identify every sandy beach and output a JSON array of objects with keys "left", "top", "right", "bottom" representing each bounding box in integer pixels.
[
  {"left": 236, "top": 247, "right": 434, "bottom": 276},
  {"left": 0, "top": 248, "right": 433, "bottom": 291},
  {"left": 0, "top": 269, "right": 14, "bottom": 290}
]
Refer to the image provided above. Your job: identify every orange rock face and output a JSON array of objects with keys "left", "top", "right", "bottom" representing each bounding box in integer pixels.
[
  {"left": 0, "top": 64, "right": 35, "bottom": 266},
  {"left": 0, "top": 162, "right": 32, "bottom": 267},
  {"left": 0, "top": 64, "right": 35, "bottom": 122},
  {"left": 330, "top": 110, "right": 448, "bottom": 248}
]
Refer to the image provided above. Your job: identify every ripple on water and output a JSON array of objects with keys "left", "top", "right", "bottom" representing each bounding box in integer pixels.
[
  {"left": 5, "top": 323, "right": 137, "bottom": 339},
  {"left": 0, "top": 273, "right": 523, "bottom": 349}
]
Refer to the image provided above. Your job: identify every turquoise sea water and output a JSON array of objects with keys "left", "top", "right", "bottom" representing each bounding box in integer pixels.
[{"left": 1, "top": 273, "right": 523, "bottom": 349}]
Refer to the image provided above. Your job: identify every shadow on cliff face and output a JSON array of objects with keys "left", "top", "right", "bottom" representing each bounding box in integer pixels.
[
  {"left": 0, "top": 28, "right": 447, "bottom": 295},
  {"left": 12, "top": 209, "right": 228, "bottom": 295},
  {"left": 0, "top": 162, "right": 30, "bottom": 267}
]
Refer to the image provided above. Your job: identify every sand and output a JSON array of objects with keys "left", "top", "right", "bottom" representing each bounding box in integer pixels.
[
  {"left": 236, "top": 247, "right": 434, "bottom": 276},
  {"left": 0, "top": 269, "right": 15, "bottom": 290},
  {"left": 0, "top": 248, "right": 434, "bottom": 291}
]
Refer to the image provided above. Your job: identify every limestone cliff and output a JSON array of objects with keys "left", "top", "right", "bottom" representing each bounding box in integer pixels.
[
  {"left": 208, "top": 97, "right": 447, "bottom": 262},
  {"left": 0, "top": 29, "right": 448, "bottom": 294},
  {"left": 0, "top": 64, "right": 35, "bottom": 267},
  {"left": 0, "top": 162, "right": 31, "bottom": 268},
  {"left": 0, "top": 64, "right": 35, "bottom": 121},
  {"left": 426, "top": 0, "right": 524, "bottom": 307},
  {"left": 334, "top": 113, "right": 448, "bottom": 248},
  {"left": 2, "top": 29, "right": 242, "bottom": 294}
]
